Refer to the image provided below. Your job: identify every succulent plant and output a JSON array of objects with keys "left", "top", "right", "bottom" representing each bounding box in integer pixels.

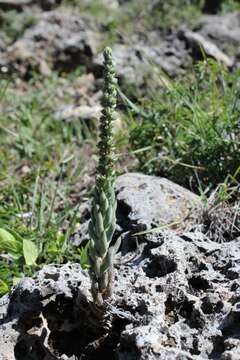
[{"left": 88, "top": 47, "right": 121, "bottom": 305}]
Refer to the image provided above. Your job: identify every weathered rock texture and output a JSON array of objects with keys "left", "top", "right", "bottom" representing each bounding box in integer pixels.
[
  {"left": 178, "top": 29, "right": 234, "bottom": 68},
  {"left": 92, "top": 12, "right": 240, "bottom": 91},
  {"left": 199, "top": 12, "right": 240, "bottom": 53},
  {"left": 0, "top": 5, "right": 239, "bottom": 90},
  {"left": 1, "top": 9, "right": 100, "bottom": 76},
  {"left": 116, "top": 172, "right": 200, "bottom": 232},
  {"left": 93, "top": 36, "right": 192, "bottom": 90},
  {"left": 0, "top": 263, "right": 91, "bottom": 360},
  {"left": 72, "top": 172, "right": 200, "bottom": 246},
  {"left": 1, "top": 226, "right": 240, "bottom": 359},
  {"left": 0, "top": 0, "right": 62, "bottom": 11}
]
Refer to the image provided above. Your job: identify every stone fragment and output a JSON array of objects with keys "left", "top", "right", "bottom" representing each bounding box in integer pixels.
[
  {"left": 1, "top": 228, "right": 240, "bottom": 359},
  {"left": 115, "top": 172, "right": 200, "bottom": 232},
  {"left": 73, "top": 173, "right": 200, "bottom": 246},
  {"left": 3, "top": 9, "right": 101, "bottom": 76},
  {"left": 93, "top": 36, "right": 192, "bottom": 91},
  {"left": 54, "top": 104, "right": 102, "bottom": 122},
  {"left": 199, "top": 12, "right": 240, "bottom": 47},
  {"left": 179, "top": 29, "right": 234, "bottom": 67}
]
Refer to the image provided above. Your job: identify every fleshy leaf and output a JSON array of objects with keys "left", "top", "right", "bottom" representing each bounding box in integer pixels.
[
  {"left": 0, "top": 279, "right": 9, "bottom": 295},
  {"left": 0, "top": 228, "right": 22, "bottom": 255},
  {"left": 23, "top": 238, "right": 39, "bottom": 266}
]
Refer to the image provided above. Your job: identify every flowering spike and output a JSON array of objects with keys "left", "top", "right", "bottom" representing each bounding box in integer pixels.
[{"left": 88, "top": 47, "right": 120, "bottom": 305}]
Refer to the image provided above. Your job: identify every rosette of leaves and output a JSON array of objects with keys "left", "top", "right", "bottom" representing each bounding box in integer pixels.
[{"left": 88, "top": 47, "right": 121, "bottom": 305}]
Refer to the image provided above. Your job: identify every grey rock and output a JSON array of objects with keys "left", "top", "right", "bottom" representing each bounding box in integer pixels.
[
  {"left": 1, "top": 227, "right": 240, "bottom": 359},
  {"left": 0, "top": 320, "right": 19, "bottom": 360},
  {"left": 71, "top": 218, "right": 90, "bottom": 247},
  {"left": 198, "top": 12, "right": 240, "bottom": 56},
  {"left": 92, "top": 13, "right": 240, "bottom": 92},
  {"left": 93, "top": 36, "right": 192, "bottom": 91},
  {"left": 115, "top": 172, "right": 200, "bottom": 232},
  {"left": 179, "top": 29, "right": 234, "bottom": 67},
  {"left": 3, "top": 8, "right": 101, "bottom": 76},
  {"left": 107, "top": 0, "right": 119, "bottom": 7},
  {"left": 99, "top": 0, "right": 119, "bottom": 8},
  {"left": 54, "top": 104, "right": 102, "bottom": 122},
  {"left": 115, "top": 230, "right": 240, "bottom": 360},
  {"left": 223, "top": 338, "right": 240, "bottom": 360},
  {"left": 0, "top": 0, "right": 61, "bottom": 11},
  {"left": 72, "top": 173, "right": 200, "bottom": 246},
  {"left": 0, "top": 263, "right": 91, "bottom": 360},
  {"left": 79, "top": 0, "right": 119, "bottom": 8}
]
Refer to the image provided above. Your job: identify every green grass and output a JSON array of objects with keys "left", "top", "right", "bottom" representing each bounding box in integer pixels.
[
  {"left": 125, "top": 59, "right": 240, "bottom": 192},
  {"left": 221, "top": 0, "right": 240, "bottom": 12},
  {"left": 0, "top": 71, "right": 97, "bottom": 294},
  {"left": 0, "top": 177, "right": 83, "bottom": 293},
  {"left": 0, "top": 0, "right": 240, "bottom": 296}
]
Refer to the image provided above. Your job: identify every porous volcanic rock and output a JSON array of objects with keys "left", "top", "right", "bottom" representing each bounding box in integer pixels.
[
  {"left": 92, "top": 36, "right": 192, "bottom": 91},
  {"left": 71, "top": 173, "right": 200, "bottom": 247},
  {"left": 115, "top": 172, "right": 200, "bottom": 232},
  {"left": 178, "top": 29, "right": 234, "bottom": 67},
  {"left": 198, "top": 12, "right": 240, "bottom": 57},
  {"left": 1, "top": 228, "right": 240, "bottom": 359},
  {"left": 0, "top": 263, "right": 91, "bottom": 360},
  {"left": 1, "top": 8, "right": 101, "bottom": 76},
  {"left": 91, "top": 13, "right": 240, "bottom": 91}
]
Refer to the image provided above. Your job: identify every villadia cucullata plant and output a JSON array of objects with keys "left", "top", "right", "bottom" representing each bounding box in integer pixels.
[{"left": 88, "top": 47, "right": 121, "bottom": 306}]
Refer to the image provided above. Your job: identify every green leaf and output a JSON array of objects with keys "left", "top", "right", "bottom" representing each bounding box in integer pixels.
[
  {"left": 79, "top": 243, "right": 90, "bottom": 269},
  {"left": 23, "top": 238, "right": 38, "bottom": 266},
  {"left": 12, "top": 277, "right": 22, "bottom": 286},
  {"left": 0, "top": 228, "right": 22, "bottom": 254},
  {"left": 0, "top": 279, "right": 9, "bottom": 295},
  {"left": 47, "top": 243, "right": 58, "bottom": 254}
]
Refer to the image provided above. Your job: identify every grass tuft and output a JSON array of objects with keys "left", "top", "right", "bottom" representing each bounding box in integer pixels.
[{"left": 126, "top": 59, "right": 240, "bottom": 192}]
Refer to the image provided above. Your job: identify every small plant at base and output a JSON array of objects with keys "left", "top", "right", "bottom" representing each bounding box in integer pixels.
[{"left": 88, "top": 47, "right": 121, "bottom": 306}]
